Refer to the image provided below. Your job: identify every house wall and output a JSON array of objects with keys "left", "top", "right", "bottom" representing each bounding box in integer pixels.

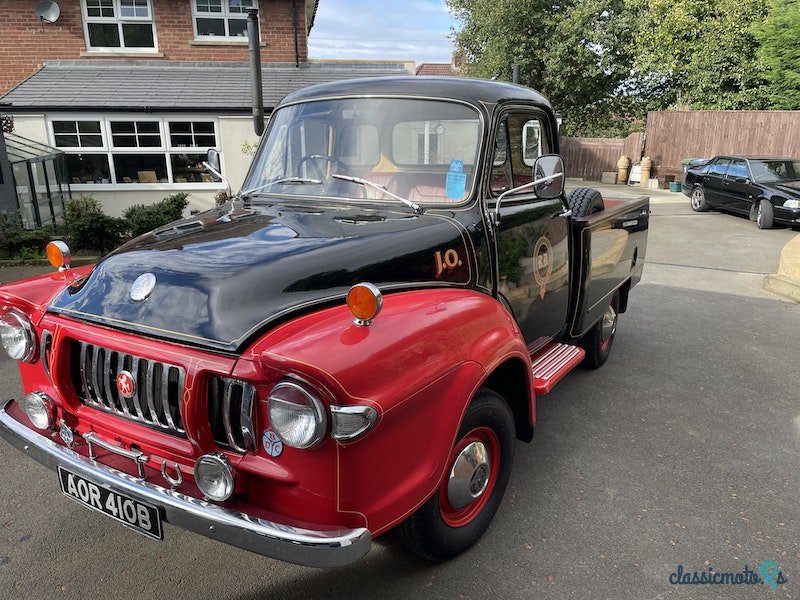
[{"left": 0, "top": 0, "right": 308, "bottom": 94}]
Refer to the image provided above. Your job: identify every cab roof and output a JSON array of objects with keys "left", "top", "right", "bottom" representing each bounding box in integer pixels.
[{"left": 278, "top": 76, "right": 553, "bottom": 111}]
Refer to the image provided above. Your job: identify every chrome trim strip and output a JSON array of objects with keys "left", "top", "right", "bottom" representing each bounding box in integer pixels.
[
  {"left": 175, "top": 369, "right": 185, "bottom": 433},
  {"left": 145, "top": 361, "right": 160, "bottom": 426},
  {"left": 79, "top": 342, "right": 89, "bottom": 399},
  {"left": 41, "top": 330, "right": 53, "bottom": 378},
  {"left": 83, "top": 431, "right": 147, "bottom": 479},
  {"left": 161, "top": 365, "right": 176, "bottom": 430},
  {"left": 91, "top": 344, "right": 102, "bottom": 407},
  {"left": 240, "top": 383, "right": 256, "bottom": 452},
  {"left": 0, "top": 399, "right": 371, "bottom": 568},
  {"left": 117, "top": 352, "right": 130, "bottom": 416},
  {"left": 102, "top": 349, "right": 112, "bottom": 409},
  {"left": 222, "top": 379, "right": 241, "bottom": 451},
  {"left": 130, "top": 357, "right": 145, "bottom": 419}
]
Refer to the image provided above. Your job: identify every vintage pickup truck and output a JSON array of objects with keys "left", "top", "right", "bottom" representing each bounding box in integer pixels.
[{"left": 0, "top": 77, "right": 648, "bottom": 567}]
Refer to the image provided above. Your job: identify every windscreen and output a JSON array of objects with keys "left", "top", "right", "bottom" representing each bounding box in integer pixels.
[
  {"left": 750, "top": 160, "right": 800, "bottom": 183},
  {"left": 243, "top": 98, "right": 482, "bottom": 205}
]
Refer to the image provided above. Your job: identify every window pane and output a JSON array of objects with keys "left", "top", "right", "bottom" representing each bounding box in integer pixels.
[
  {"left": 77, "top": 121, "right": 101, "bottom": 133},
  {"left": 228, "top": 18, "right": 248, "bottom": 37},
  {"left": 55, "top": 134, "right": 80, "bottom": 147},
  {"left": 137, "top": 122, "right": 160, "bottom": 133},
  {"left": 53, "top": 121, "right": 78, "bottom": 134},
  {"left": 113, "top": 154, "right": 168, "bottom": 183},
  {"left": 122, "top": 23, "right": 155, "bottom": 48},
  {"left": 196, "top": 17, "right": 225, "bottom": 36},
  {"left": 112, "top": 134, "right": 137, "bottom": 147},
  {"left": 88, "top": 22, "right": 121, "bottom": 47},
  {"left": 169, "top": 122, "right": 192, "bottom": 134},
  {"left": 171, "top": 153, "right": 213, "bottom": 183},
  {"left": 138, "top": 134, "right": 162, "bottom": 147},
  {"left": 193, "top": 122, "right": 214, "bottom": 134},
  {"left": 111, "top": 121, "right": 135, "bottom": 133},
  {"left": 228, "top": 0, "right": 254, "bottom": 14},
  {"left": 120, "top": 0, "right": 149, "bottom": 18},
  {"left": 196, "top": 0, "right": 222, "bottom": 13},
  {"left": 65, "top": 154, "right": 111, "bottom": 184},
  {"left": 86, "top": 0, "right": 114, "bottom": 18},
  {"left": 195, "top": 134, "right": 216, "bottom": 147},
  {"left": 80, "top": 134, "right": 104, "bottom": 148},
  {"left": 171, "top": 134, "right": 193, "bottom": 147}
]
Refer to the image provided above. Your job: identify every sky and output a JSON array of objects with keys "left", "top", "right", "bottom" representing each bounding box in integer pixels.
[{"left": 307, "top": 0, "right": 457, "bottom": 65}]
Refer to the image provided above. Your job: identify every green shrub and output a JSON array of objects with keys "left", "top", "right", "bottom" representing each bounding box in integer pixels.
[
  {"left": 64, "top": 194, "right": 127, "bottom": 252},
  {"left": 0, "top": 218, "right": 56, "bottom": 258},
  {"left": 123, "top": 193, "right": 188, "bottom": 238}
]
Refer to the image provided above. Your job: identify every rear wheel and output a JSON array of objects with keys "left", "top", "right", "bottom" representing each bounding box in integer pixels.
[
  {"left": 396, "top": 388, "right": 515, "bottom": 562},
  {"left": 566, "top": 187, "right": 604, "bottom": 217},
  {"left": 579, "top": 293, "right": 619, "bottom": 369},
  {"left": 690, "top": 186, "right": 709, "bottom": 212},
  {"left": 756, "top": 199, "right": 774, "bottom": 229}
]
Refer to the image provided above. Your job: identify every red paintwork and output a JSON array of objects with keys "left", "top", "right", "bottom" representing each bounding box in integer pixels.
[
  {"left": 438, "top": 426, "right": 499, "bottom": 527},
  {"left": 2, "top": 274, "right": 535, "bottom": 537}
]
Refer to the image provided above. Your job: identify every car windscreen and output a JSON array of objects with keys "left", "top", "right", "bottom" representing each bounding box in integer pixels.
[
  {"left": 749, "top": 160, "right": 800, "bottom": 183},
  {"left": 242, "top": 98, "right": 482, "bottom": 206}
]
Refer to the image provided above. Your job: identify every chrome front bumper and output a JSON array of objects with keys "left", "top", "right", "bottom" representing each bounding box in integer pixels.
[{"left": 0, "top": 399, "right": 371, "bottom": 568}]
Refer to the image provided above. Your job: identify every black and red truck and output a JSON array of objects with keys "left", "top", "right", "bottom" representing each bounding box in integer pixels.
[{"left": 0, "top": 76, "right": 648, "bottom": 566}]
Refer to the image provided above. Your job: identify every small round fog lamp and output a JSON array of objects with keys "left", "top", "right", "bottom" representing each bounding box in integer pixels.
[
  {"left": 194, "top": 453, "right": 234, "bottom": 501},
  {"left": 346, "top": 282, "right": 383, "bottom": 326},
  {"left": 22, "top": 392, "right": 55, "bottom": 430},
  {"left": 46, "top": 240, "right": 72, "bottom": 271}
]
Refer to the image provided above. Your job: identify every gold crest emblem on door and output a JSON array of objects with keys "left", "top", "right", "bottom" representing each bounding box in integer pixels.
[{"left": 533, "top": 236, "right": 553, "bottom": 299}]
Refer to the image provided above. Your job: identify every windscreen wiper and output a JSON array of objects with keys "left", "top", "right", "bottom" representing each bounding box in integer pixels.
[
  {"left": 331, "top": 173, "right": 423, "bottom": 215},
  {"left": 240, "top": 177, "right": 323, "bottom": 197}
]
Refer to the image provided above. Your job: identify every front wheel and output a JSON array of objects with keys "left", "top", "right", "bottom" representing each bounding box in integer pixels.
[
  {"left": 395, "top": 388, "right": 515, "bottom": 562},
  {"left": 756, "top": 199, "right": 774, "bottom": 229},
  {"left": 690, "top": 186, "right": 709, "bottom": 212},
  {"left": 579, "top": 293, "right": 619, "bottom": 369}
]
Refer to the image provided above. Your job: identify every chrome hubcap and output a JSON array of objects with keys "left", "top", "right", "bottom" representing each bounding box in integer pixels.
[
  {"left": 601, "top": 305, "right": 617, "bottom": 343},
  {"left": 447, "top": 441, "right": 491, "bottom": 509}
]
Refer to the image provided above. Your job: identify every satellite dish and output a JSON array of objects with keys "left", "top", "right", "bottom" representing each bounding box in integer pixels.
[{"left": 35, "top": 1, "right": 61, "bottom": 24}]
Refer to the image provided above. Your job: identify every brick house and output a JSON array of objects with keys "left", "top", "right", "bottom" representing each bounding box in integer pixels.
[{"left": 0, "top": 0, "right": 407, "bottom": 218}]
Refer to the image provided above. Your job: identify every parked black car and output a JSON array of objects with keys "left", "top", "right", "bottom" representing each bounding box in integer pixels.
[{"left": 682, "top": 155, "right": 800, "bottom": 229}]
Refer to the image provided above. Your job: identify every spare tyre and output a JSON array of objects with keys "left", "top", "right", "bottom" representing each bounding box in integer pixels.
[{"left": 566, "top": 187, "right": 604, "bottom": 217}]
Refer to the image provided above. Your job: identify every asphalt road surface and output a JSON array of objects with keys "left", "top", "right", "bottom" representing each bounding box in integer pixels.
[{"left": 1, "top": 190, "right": 798, "bottom": 599}]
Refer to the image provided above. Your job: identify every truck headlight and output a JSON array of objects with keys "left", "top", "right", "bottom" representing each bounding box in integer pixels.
[
  {"left": 0, "top": 309, "right": 37, "bottom": 362},
  {"left": 782, "top": 199, "right": 800, "bottom": 209},
  {"left": 195, "top": 453, "right": 234, "bottom": 501},
  {"left": 21, "top": 392, "right": 55, "bottom": 430},
  {"left": 268, "top": 380, "right": 327, "bottom": 449}
]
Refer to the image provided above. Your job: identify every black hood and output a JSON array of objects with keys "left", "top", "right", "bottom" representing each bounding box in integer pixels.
[
  {"left": 774, "top": 181, "right": 800, "bottom": 198},
  {"left": 48, "top": 204, "right": 473, "bottom": 352}
]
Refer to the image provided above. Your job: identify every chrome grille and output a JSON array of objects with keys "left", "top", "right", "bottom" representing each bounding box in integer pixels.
[
  {"left": 71, "top": 340, "right": 186, "bottom": 435},
  {"left": 208, "top": 377, "right": 256, "bottom": 452}
]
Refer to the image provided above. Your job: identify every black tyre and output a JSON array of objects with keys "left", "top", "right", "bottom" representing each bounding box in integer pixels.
[
  {"left": 566, "top": 187, "right": 604, "bottom": 218},
  {"left": 690, "top": 186, "right": 709, "bottom": 212},
  {"left": 756, "top": 199, "right": 774, "bottom": 229},
  {"left": 579, "top": 293, "right": 619, "bottom": 369},
  {"left": 395, "top": 388, "right": 515, "bottom": 562}
]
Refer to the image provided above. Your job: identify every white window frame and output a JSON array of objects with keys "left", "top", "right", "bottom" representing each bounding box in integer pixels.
[
  {"left": 192, "top": 0, "right": 258, "bottom": 40},
  {"left": 81, "top": 0, "right": 159, "bottom": 53},
  {"left": 48, "top": 114, "right": 223, "bottom": 191}
]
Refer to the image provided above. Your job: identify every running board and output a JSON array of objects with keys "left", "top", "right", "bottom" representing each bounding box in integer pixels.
[{"left": 531, "top": 343, "right": 585, "bottom": 394}]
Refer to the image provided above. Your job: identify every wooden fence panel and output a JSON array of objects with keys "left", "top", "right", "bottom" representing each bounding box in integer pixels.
[
  {"left": 561, "top": 133, "right": 643, "bottom": 181},
  {"left": 644, "top": 111, "right": 800, "bottom": 178}
]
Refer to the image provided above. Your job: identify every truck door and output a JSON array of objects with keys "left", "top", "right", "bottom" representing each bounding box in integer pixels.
[{"left": 490, "top": 112, "right": 570, "bottom": 353}]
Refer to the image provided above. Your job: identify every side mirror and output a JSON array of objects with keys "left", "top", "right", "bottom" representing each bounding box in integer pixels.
[
  {"left": 532, "top": 154, "right": 564, "bottom": 199},
  {"left": 204, "top": 149, "right": 222, "bottom": 182}
]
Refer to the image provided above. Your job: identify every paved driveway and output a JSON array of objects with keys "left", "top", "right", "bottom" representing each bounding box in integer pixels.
[{"left": 1, "top": 190, "right": 798, "bottom": 599}]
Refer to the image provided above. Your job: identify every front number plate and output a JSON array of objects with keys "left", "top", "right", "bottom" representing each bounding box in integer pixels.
[{"left": 58, "top": 467, "right": 163, "bottom": 540}]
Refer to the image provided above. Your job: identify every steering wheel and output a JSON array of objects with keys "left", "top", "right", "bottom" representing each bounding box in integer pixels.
[{"left": 297, "top": 154, "right": 347, "bottom": 180}]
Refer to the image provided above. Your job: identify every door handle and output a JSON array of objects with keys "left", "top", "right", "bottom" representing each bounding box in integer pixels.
[{"left": 553, "top": 209, "right": 572, "bottom": 219}]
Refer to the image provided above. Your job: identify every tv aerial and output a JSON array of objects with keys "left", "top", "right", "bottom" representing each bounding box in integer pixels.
[{"left": 35, "top": 1, "right": 61, "bottom": 24}]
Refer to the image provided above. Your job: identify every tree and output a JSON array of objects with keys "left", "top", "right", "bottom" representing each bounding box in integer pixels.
[
  {"left": 447, "top": 0, "right": 639, "bottom": 136},
  {"left": 626, "top": 0, "right": 768, "bottom": 110},
  {"left": 753, "top": 0, "right": 800, "bottom": 109}
]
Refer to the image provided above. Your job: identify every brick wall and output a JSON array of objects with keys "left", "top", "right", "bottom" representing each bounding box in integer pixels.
[{"left": 0, "top": 0, "right": 308, "bottom": 94}]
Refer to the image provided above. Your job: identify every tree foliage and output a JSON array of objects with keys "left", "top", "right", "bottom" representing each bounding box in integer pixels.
[
  {"left": 447, "top": 0, "right": 800, "bottom": 136},
  {"left": 753, "top": 0, "right": 800, "bottom": 109}
]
